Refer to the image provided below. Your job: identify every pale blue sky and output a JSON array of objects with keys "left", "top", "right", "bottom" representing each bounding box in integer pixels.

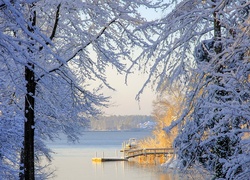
[
  {"left": 103, "top": 7, "right": 162, "bottom": 116},
  {"left": 104, "top": 68, "right": 156, "bottom": 116},
  {"left": 100, "top": 6, "right": 164, "bottom": 116}
]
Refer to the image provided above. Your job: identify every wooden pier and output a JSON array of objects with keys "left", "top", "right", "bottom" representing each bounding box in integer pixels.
[
  {"left": 124, "top": 148, "right": 174, "bottom": 159},
  {"left": 92, "top": 139, "right": 174, "bottom": 162},
  {"left": 92, "top": 147, "right": 174, "bottom": 162}
]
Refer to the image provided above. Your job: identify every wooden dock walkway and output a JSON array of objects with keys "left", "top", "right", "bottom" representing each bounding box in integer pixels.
[
  {"left": 92, "top": 148, "right": 174, "bottom": 162},
  {"left": 124, "top": 148, "right": 174, "bottom": 159}
]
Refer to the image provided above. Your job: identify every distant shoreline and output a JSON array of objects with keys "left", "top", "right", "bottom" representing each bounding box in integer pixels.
[{"left": 83, "top": 128, "right": 153, "bottom": 132}]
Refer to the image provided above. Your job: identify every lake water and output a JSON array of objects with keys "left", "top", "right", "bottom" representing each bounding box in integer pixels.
[{"left": 46, "top": 131, "right": 180, "bottom": 180}]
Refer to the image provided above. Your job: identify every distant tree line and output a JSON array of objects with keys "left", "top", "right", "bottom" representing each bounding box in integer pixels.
[{"left": 89, "top": 115, "right": 153, "bottom": 131}]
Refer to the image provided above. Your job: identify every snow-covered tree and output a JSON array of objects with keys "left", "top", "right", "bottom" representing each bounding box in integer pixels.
[
  {"left": 0, "top": 0, "right": 161, "bottom": 179},
  {"left": 133, "top": 0, "right": 250, "bottom": 179}
]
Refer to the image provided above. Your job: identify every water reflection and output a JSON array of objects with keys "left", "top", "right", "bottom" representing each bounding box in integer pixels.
[
  {"left": 45, "top": 131, "right": 185, "bottom": 180},
  {"left": 91, "top": 160, "right": 176, "bottom": 180}
]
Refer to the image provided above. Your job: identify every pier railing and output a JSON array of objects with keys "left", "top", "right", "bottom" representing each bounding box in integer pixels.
[{"left": 124, "top": 148, "right": 174, "bottom": 159}]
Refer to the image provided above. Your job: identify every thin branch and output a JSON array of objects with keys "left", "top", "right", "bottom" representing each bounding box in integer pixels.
[
  {"left": 37, "top": 17, "right": 118, "bottom": 82},
  {"left": 39, "top": 3, "right": 61, "bottom": 51},
  {"left": 49, "top": 3, "right": 61, "bottom": 41},
  {"left": 66, "top": 18, "right": 118, "bottom": 62}
]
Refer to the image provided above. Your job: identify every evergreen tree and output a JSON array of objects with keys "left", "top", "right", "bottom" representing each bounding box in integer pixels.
[{"left": 134, "top": 0, "right": 250, "bottom": 178}]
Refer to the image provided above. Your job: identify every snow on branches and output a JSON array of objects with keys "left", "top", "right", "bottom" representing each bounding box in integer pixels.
[
  {"left": 132, "top": 0, "right": 250, "bottom": 179},
  {"left": 0, "top": 0, "right": 161, "bottom": 178}
]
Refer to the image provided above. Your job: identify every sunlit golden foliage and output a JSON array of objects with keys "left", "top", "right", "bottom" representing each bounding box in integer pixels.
[{"left": 139, "top": 86, "right": 184, "bottom": 148}]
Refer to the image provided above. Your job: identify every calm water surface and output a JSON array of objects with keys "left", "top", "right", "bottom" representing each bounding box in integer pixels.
[{"left": 46, "top": 131, "right": 179, "bottom": 180}]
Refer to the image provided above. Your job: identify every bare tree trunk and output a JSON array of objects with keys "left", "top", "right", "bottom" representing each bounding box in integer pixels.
[
  {"left": 20, "top": 6, "right": 37, "bottom": 180},
  {"left": 213, "top": 2, "right": 222, "bottom": 54},
  {"left": 211, "top": 1, "right": 242, "bottom": 178},
  {"left": 212, "top": 1, "right": 225, "bottom": 179},
  {"left": 19, "top": 3, "right": 60, "bottom": 179},
  {"left": 23, "top": 64, "right": 36, "bottom": 180},
  {"left": 19, "top": 147, "right": 24, "bottom": 180}
]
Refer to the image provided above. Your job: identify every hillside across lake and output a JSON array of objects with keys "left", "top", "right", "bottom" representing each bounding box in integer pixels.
[{"left": 88, "top": 115, "right": 155, "bottom": 131}]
